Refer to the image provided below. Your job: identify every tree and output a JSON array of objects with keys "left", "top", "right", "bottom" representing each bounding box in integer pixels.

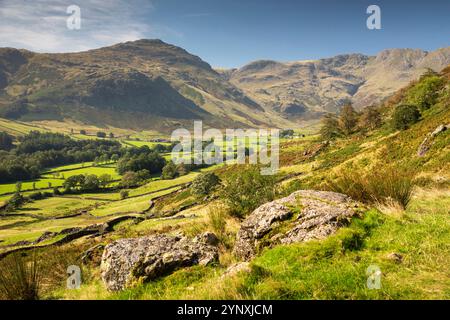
[
  {"left": 191, "top": 172, "right": 221, "bottom": 196},
  {"left": 120, "top": 171, "right": 141, "bottom": 188},
  {"left": 359, "top": 106, "right": 382, "bottom": 131},
  {"left": 80, "top": 130, "right": 87, "bottom": 135},
  {"left": 338, "top": 104, "right": 359, "bottom": 136},
  {"left": 161, "top": 161, "right": 178, "bottom": 180},
  {"left": 407, "top": 74, "right": 444, "bottom": 111},
  {"left": 63, "top": 175, "right": 85, "bottom": 191},
  {"left": 221, "top": 165, "right": 277, "bottom": 218},
  {"left": 96, "top": 131, "right": 106, "bottom": 138},
  {"left": 15, "top": 182, "right": 22, "bottom": 193},
  {"left": 98, "top": 174, "right": 112, "bottom": 188},
  {"left": 392, "top": 104, "right": 421, "bottom": 130},
  {"left": 176, "top": 163, "right": 189, "bottom": 176},
  {"left": 320, "top": 114, "right": 341, "bottom": 140},
  {"left": 280, "top": 129, "right": 295, "bottom": 138},
  {"left": 120, "top": 190, "right": 129, "bottom": 200},
  {"left": 110, "top": 154, "right": 119, "bottom": 162},
  {"left": 82, "top": 174, "right": 100, "bottom": 191},
  {"left": 6, "top": 193, "right": 25, "bottom": 210},
  {"left": 0, "top": 132, "right": 13, "bottom": 151},
  {"left": 109, "top": 132, "right": 114, "bottom": 139}
]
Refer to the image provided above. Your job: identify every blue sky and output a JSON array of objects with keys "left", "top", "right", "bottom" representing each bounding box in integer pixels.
[{"left": 0, "top": 0, "right": 449, "bottom": 68}]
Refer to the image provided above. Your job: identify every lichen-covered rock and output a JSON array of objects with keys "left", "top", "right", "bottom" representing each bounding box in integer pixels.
[
  {"left": 417, "top": 123, "right": 449, "bottom": 157},
  {"left": 101, "top": 232, "right": 219, "bottom": 291},
  {"left": 233, "top": 190, "right": 359, "bottom": 260}
]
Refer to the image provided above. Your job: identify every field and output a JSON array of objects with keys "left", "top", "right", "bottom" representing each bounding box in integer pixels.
[{"left": 0, "top": 163, "right": 119, "bottom": 197}]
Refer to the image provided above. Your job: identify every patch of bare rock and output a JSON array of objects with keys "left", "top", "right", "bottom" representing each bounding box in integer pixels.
[
  {"left": 233, "top": 190, "right": 359, "bottom": 261},
  {"left": 101, "top": 232, "right": 219, "bottom": 291}
]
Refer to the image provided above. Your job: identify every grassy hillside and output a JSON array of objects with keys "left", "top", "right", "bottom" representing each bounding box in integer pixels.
[{"left": 0, "top": 67, "right": 448, "bottom": 300}]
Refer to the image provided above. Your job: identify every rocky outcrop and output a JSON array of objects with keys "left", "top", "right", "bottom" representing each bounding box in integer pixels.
[
  {"left": 101, "top": 232, "right": 219, "bottom": 291},
  {"left": 233, "top": 190, "right": 359, "bottom": 261},
  {"left": 417, "top": 124, "right": 449, "bottom": 157}
]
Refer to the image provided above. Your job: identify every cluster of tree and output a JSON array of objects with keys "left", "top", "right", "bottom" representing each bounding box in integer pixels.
[
  {"left": 191, "top": 172, "right": 221, "bottom": 196},
  {"left": 63, "top": 174, "right": 113, "bottom": 192},
  {"left": 320, "top": 104, "right": 382, "bottom": 140},
  {"left": 280, "top": 129, "right": 295, "bottom": 138},
  {"left": 0, "top": 132, "right": 14, "bottom": 151},
  {"left": 221, "top": 165, "right": 278, "bottom": 218},
  {"left": 0, "top": 131, "right": 123, "bottom": 183},
  {"left": 116, "top": 147, "right": 166, "bottom": 175},
  {"left": 119, "top": 170, "right": 151, "bottom": 188}
]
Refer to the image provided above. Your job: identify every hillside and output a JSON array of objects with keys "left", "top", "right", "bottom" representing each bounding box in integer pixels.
[
  {"left": 225, "top": 47, "right": 450, "bottom": 118},
  {"left": 0, "top": 64, "right": 448, "bottom": 300},
  {"left": 1, "top": 41, "right": 449, "bottom": 133},
  {"left": 0, "top": 40, "right": 294, "bottom": 132}
]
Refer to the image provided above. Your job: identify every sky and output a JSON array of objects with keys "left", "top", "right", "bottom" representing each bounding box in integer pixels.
[{"left": 0, "top": 0, "right": 449, "bottom": 68}]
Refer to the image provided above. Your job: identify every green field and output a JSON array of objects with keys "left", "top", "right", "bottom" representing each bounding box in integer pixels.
[{"left": 0, "top": 163, "right": 120, "bottom": 197}]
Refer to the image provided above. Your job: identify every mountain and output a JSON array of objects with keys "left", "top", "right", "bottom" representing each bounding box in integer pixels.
[
  {"left": 224, "top": 47, "right": 450, "bottom": 117},
  {"left": 0, "top": 40, "right": 293, "bottom": 132},
  {"left": 0, "top": 40, "right": 449, "bottom": 132}
]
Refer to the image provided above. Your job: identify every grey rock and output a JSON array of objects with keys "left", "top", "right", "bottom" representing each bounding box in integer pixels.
[
  {"left": 386, "top": 252, "right": 403, "bottom": 263},
  {"left": 101, "top": 232, "right": 219, "bottom": 291},
  {"left": 417, "top": 124, "right": 449, "bottom": 157},
  {"left": 233, "top": 190, "right": 358, "bottom": 261}
]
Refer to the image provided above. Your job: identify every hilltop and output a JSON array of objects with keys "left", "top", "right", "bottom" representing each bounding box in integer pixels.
[{"left": 0, "top": 41, "right": 449, "bottom": 132}]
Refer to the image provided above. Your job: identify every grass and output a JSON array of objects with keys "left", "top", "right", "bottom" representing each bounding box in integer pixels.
[
  {"left": 18, "top": 197, "right": 103, "bottom": 218},
  {"left": 0, "top": 252, "right": 41, "bottom": 300},
  {"left": 0, "top": 163, "right": 120, "bottom": 196},
  {"left": 326, "top": 165, "right": 416, "bottom": 209},
  {"left": 52, "top": 187, "right": 449, "bottom": 300}
]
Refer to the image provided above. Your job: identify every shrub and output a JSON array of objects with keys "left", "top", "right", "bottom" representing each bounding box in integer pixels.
[
  {"left": 221, "top": 165, "right": 277, "bottom": 218},
  {"left": 406, "top": 74, "right": 444, "bottom": 111},
  {"left": 392, "top": 104, "right": 421, "bottom": 130},
  {"left": 0, "top": 252, "right": 41, "bottom": 300},
  {"left": 6, "top": 192, "right": 25, "bottom": 210},
  {"left": 191, "top": 172, "right": 221, "bottom": 196},
  {"left": 326, "top": 166, "right": 415, "bottom": 209},
  {"left": 161, "top": 161, "right": 178, "bottom": 180},
  {"left": 320, "top": 114, "right": 341, "bottom": 140},
  {"left": 359, "top": 106, "right": 382, "bottom": 131},
  {"left": 120, "top": 190, "right": 129, "bottom": 200}
]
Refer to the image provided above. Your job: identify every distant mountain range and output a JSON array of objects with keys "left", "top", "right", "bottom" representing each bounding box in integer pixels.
[{"left": 0, "top": 40, "right": 449, "bottom": 131}]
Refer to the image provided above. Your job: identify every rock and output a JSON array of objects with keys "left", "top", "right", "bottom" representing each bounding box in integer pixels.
[
  {"left": 101, "top": 232, "right": 219, "bottom": 291},
  {"left": 386, "top": 252, "right": 403, "bottom": 263},
  {"left": 417, "top": 124, "right": 449, "bottom": 157},
  {"left": 34, "top": 231, "right": 57, "bottom": 243},
  {"left": 221, "top": 262, "right": 251, "bottom": 278},
  {"left": 233, "top": 190, "right": 358, "bottom": 261},
  {"left": 194, "top": 231, "right": 219, "bottom": 246},
  {"left": 81, "top": 244, "right": 105, "bottom": 264}
]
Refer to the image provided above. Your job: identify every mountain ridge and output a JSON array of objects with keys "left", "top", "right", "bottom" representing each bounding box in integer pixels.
[{"left": 0, "top": 40, "right": 449, "bottom": 131}]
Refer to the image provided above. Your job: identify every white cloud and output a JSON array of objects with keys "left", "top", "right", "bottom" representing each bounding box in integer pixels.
[{"left": 0, "top": 0, "right": 173, "bottom": 52}]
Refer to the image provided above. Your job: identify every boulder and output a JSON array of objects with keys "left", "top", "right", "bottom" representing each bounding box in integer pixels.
[
  {"left": 417, "top": 123, "right": 449, "bottom": 157},
  {"left": 101, "top": 232, "right": 219, "bottom": 291},
  {"left": 233, "top": 190, "right": 358, "bottom": 260}
]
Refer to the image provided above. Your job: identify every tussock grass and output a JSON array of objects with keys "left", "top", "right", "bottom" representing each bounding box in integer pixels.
[
  {"left": 326, "top": 166, "right": 416, "bottom": 209},
  {"left": 0, "top": 252, "right": 41, "bottom": 300}
]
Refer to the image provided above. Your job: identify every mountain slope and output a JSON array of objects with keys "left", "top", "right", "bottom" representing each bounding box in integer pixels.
[
  {"left": 0, "top": 40, "right": 293, "bottom": 131},
  {"left": 225, "top": 47, "right": 450, "bottom": 118}
]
